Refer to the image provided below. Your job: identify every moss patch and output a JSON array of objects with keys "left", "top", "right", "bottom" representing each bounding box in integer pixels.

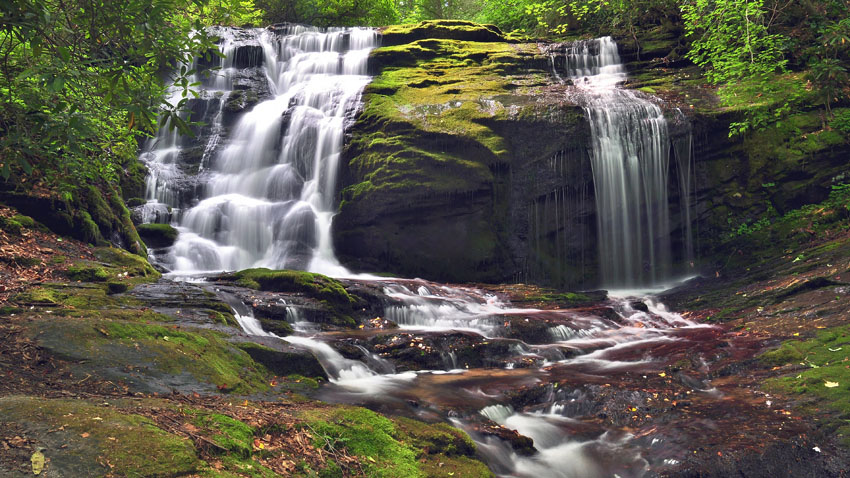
[
  {"left": 137, "top": 223, "right": 179, "bottom": 248},
  {"left": 232, "top": 269, "right": 358, "bottom": 327},
  {"left": 33, "top": 317, "right": 271, "bottom": 394},
  {"left": 301, "top": 406, "right": 422, "bottom": 478},
  {"left": 300, "top": 406, "right": 490, "bottom": 478},
  {"left": 762, "top": 326, "right": 850, "bottom": 445},
  {"left": 192, "top": 411, "right": 255, "bottom": 458},
  {"left": 0, "top": 396, "right": 201, "bottom": 477}
]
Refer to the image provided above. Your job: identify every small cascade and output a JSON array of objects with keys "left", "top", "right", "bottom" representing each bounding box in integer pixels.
[
  {"left": 137, "top": 26, "right": 379, "bottom": 274},
  {"left": 559, "top": 37, "right": 693, "bottom": 287}
]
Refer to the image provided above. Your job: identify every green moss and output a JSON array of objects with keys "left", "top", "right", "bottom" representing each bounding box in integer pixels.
[
  {"left": 235, "top": 269, "right": 352, "bottom": 302},
  {"left": 0, "top": 396, "right": 201, "bottom": 476},
  {"left": 32, "top": 316, "right": 271, "bottom": 394},
  {"left": 121, "top": 160, "right": 148, "bottom": 200},
  {"left": 233, "top": 269, "right": 359, "bottom": 326},
  {"left": 66, "top": 265, "right": 110, "bottom": 282},
  {"left": 10, "top": 214, "right": 35, "bottom": 228},
  {"left": 102, "top": 321, "right": 270, "bottom": 393},
  {"left": 93, "top": 246, "right": 161, "bottom": 282},
  {"left": 0, "top": 216, "right": 23, "bottom": 234},
  {"left": 137, "top": 223, "right": 179, "bottom": 248},
  {"left": 13, "top": 283, "right": 143, "bottom": 310},
  {"left": 524, "top": 291, "right": 592, "bottom": 304},
  {"left": 13, "top": 287, "right": 59, "bottom": 305},
  {"left": 389, "top": 416, "right": 476, "bottom": 457},
  {"left": 762, "top": 326, "right": 850, "bottom": 445},
  {"left": 126, "top": 197, "right": 147, "bottom": 208},
  {"left": 301, "top": 406, "right": 422, "bottom": 478},
  {"left": 193, "top": 412, "right": 255, "bottom": 458},
  {"left": 78, "top": 210, "right": 102, "bottom": 243},
  {"left": 256, "top": 317, "right": 296, "bottom": 336},
  {"left": 300, "top": 407, "right": 490, "bottom": 478}
]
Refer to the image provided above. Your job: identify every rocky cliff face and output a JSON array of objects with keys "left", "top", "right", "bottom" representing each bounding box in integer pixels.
[{"left": 334, "top": 21, "right": 698, "bottom": 287}]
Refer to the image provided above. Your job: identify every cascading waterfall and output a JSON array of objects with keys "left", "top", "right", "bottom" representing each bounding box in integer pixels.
[
  {"left": 138, "top": 25, "right": 378, "bottom": 275},
  {"left": 562, "top": 37, "right": 688, "bottom": 287}
]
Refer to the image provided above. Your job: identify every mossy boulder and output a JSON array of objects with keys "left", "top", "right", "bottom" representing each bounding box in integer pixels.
[
  {"left": 336, "top": 29, "right": 590, "bottom": 286},
  {"left": 238, "top": 342, "right": 327, "bottom": 379},
  {"left": 137, "top": 223, "right": 179, "bottom": 248},
  {"left": 231, "top": 269, "right": 360, "bottom": 327},
  {"left": 66, "top": 265, "right": 110, "bottom": 282}
]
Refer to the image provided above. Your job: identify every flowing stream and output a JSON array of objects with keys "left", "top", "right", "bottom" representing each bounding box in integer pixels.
[{"left": 140, "top": 31, "right": 717, "bottom": 477}]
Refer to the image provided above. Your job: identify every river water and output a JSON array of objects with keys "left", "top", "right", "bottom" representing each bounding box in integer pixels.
[{"left": 139, "top": 27, "right": 735, "bottom": 477}]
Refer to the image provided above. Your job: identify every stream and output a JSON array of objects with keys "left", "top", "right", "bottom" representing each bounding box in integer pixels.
[
  {"left": 138, "top": 25, "right": 758, "bottom": 477},
  {"left": 226, "top": 276, "right": 735, "bottom": 477}
]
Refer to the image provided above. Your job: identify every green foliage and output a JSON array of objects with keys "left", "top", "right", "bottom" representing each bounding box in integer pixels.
[
  {"left": 806, "top": 17, "right": 850, "bottom": 114},
  {"left": 830, "top": 108, "right": 850, "bottom": 134},
  {"left": 682, "top": 0, "right": 786, "bottom": 84},
  {"left": 682, "top": 0, "right": 791, "bottom": 136},
  {"left": 257, "top": 0, "right": 399, "bottom": 26},
  {"left": 0, "top": 0, "right": 257, "bottom": 193}
]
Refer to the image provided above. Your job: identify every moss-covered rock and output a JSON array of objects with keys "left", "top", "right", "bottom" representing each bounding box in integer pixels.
[
  {"left": 0, "top": 396, "right": 201, "bottom": 477},
  {"left": 300, "top": 405, "right": 491, "bottom": 478},
  {"left": 31, "top": 317, "right": 272, "bottom": 394},
  {"left": 336, "top": 28, "right": 589, "bottom": 286},
  {"left": 238, "top": 342, "right": 327, "bottom": 379},
  {"left": 231, "top": 269, "right": 360, "bottom": 327},
  {"left": 137, "top": 222, "right": 179, "bottom": 248}
]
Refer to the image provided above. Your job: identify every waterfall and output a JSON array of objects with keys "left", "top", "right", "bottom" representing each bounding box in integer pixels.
[
  {"left": 562, "top": 37, "right": 690, "bottom": 287},
  {"left": 137, "top": 25, "right": 379, "bottom": 275}
]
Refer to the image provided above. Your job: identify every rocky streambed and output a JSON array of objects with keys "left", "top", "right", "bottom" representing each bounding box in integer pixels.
[{"left": 3, "top": 209, "right": 848, "bottom": 477}]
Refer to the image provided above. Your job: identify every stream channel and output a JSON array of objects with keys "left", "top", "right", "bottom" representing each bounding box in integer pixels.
[{"left": 136, "top": 25, "right": 779, "bottom": 477}]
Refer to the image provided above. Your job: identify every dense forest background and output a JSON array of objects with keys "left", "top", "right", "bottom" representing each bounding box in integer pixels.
[{"left": 0, "top": 0, "right": 847, "bottom": 234}]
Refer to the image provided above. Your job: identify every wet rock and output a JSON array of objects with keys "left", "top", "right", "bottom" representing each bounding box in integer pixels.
[
  {"left": 630, "top": 300, "right": 649, "bottom": 312},
  {"left": 359, "top": 332, "right": 534, "bottom": 372},
  {"left": 233, "top": 44, "right": 264, "bottom": 68},
  {"left": 136, "top": 223, "right": 178, "bottom": 248},
  {"left": 237, "top": 342, "right": 326, "bottom": 379}
]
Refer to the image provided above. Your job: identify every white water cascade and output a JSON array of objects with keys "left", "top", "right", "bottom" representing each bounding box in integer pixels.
[
  {"left": 138, "top": 26, "right": 378, "bottom": 275},
  {"left": 563, "top": 37, "right": 677, "bottom": 287}
]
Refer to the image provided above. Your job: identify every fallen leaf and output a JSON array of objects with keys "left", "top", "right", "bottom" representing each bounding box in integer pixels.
[
  {"left": 31, "top": 450, "right": 45, "bottom": 475},
  {"left": 825, "top": 381, "right": 839, "bottom": 388},
  {"left": 80, "top": 432, "right": 90, "bottom": 438}
]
